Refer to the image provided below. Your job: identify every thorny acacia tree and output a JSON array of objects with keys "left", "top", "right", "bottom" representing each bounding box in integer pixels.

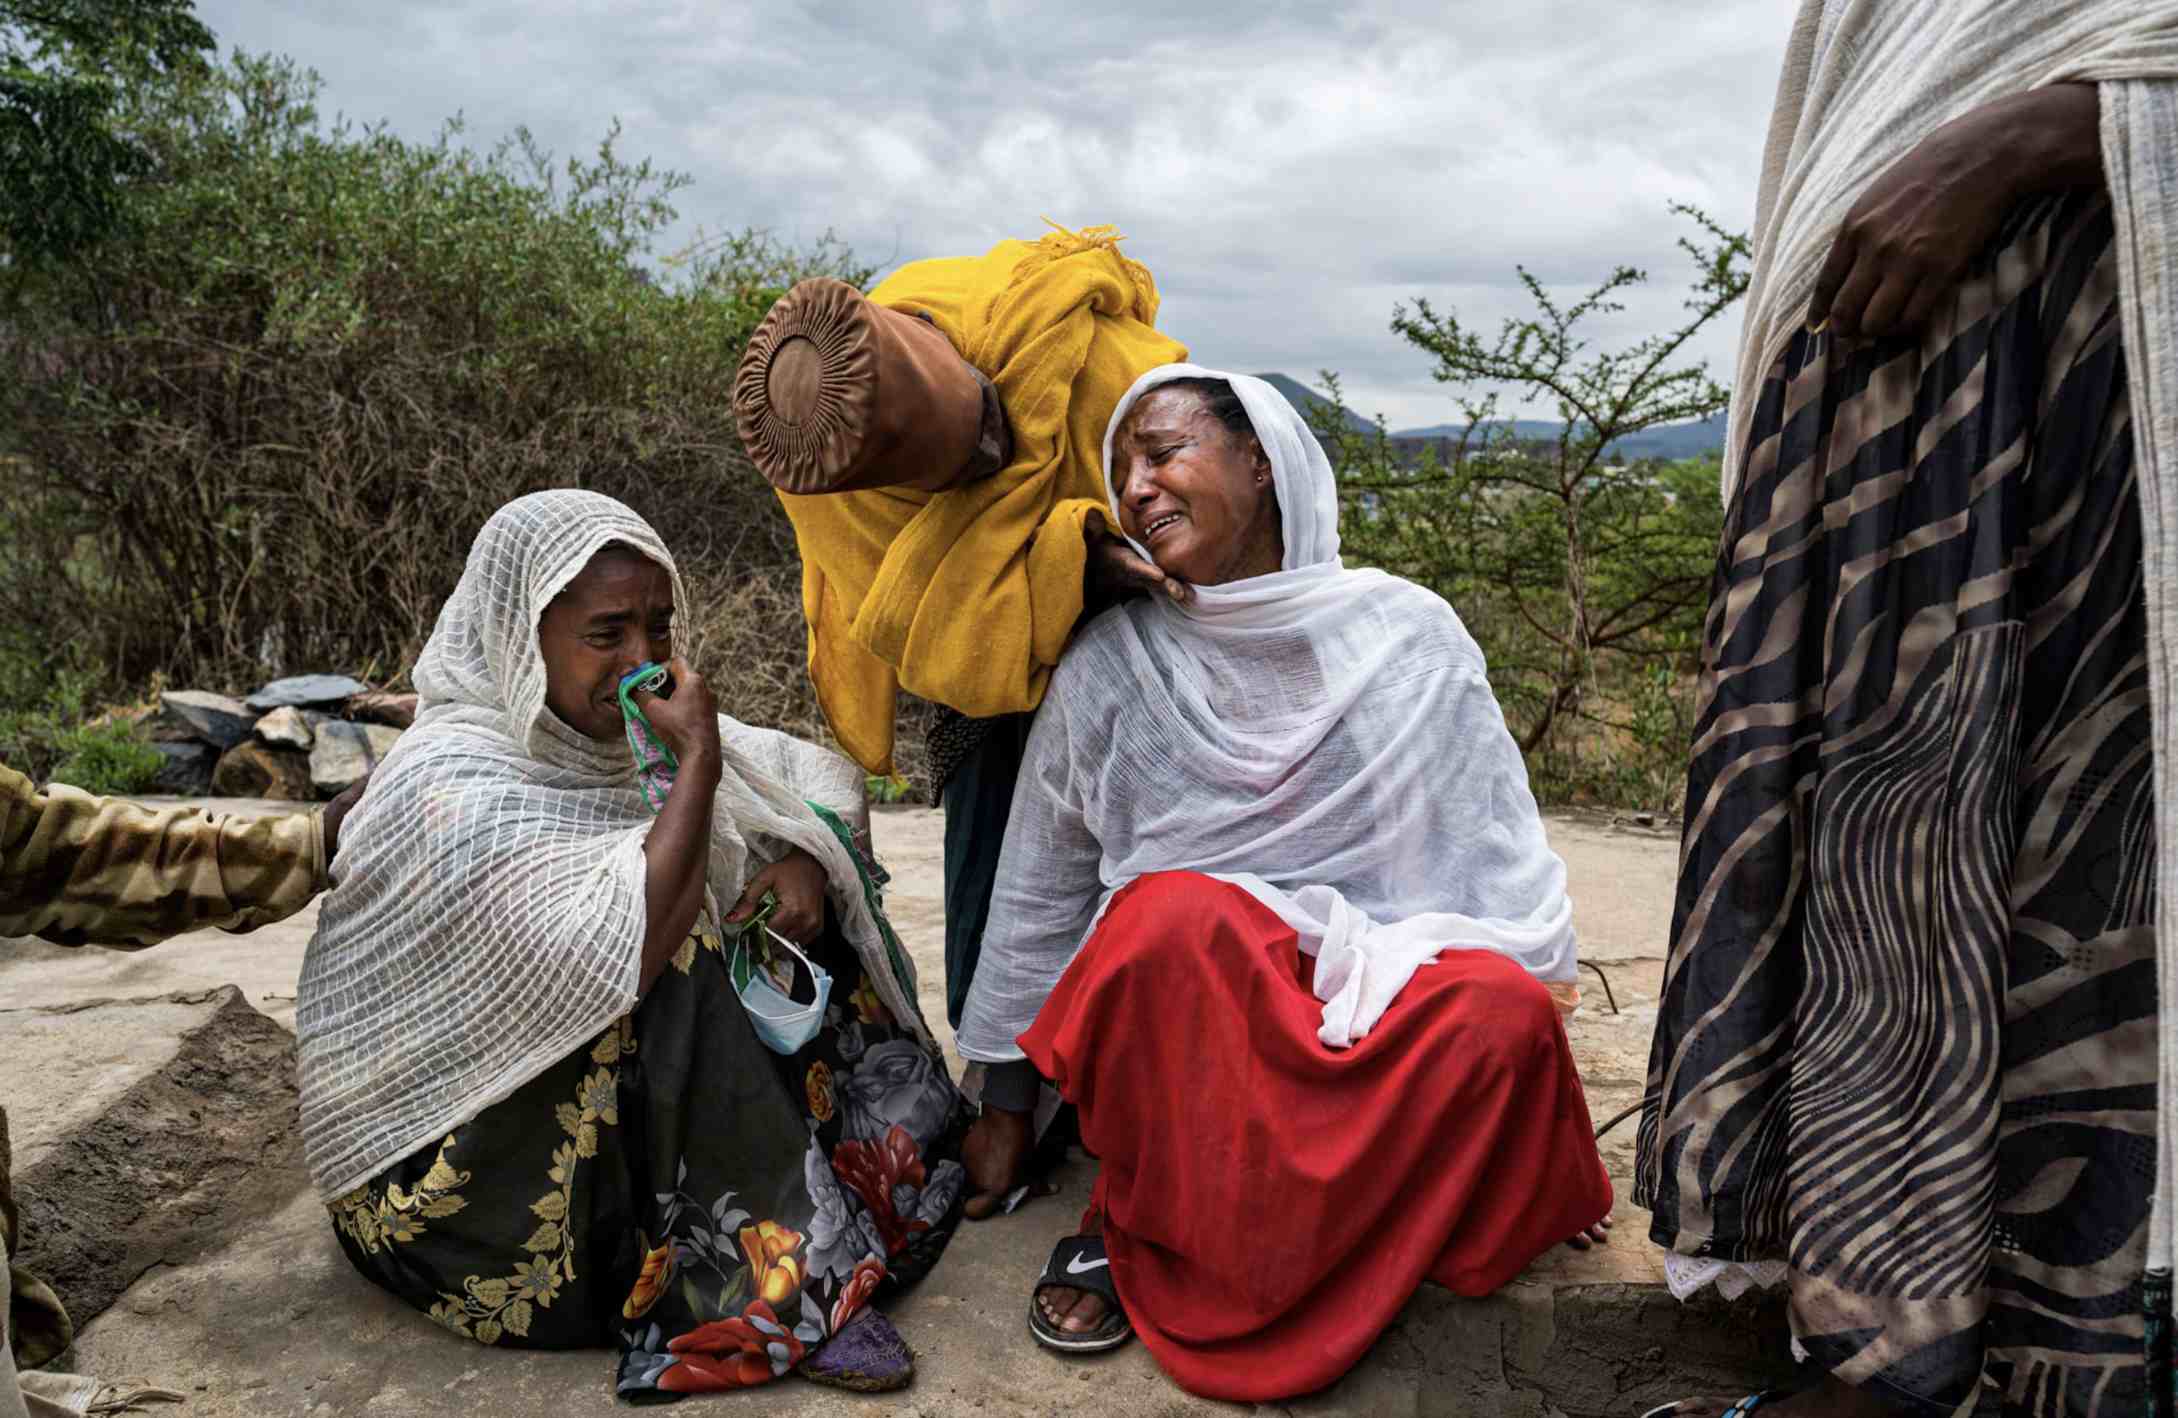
[{"left": 1316, "top": 205, "right": 1750, "bottom": 806}]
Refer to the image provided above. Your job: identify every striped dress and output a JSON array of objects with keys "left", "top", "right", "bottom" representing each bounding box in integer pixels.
[{"left": 1636, "top": 190, "right": 2157, "bottom": 1418}]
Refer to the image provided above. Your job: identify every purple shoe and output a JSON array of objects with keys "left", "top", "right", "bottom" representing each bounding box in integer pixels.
[{"left": 798, "top": 1307, "right": 915, "bottom": 1392}]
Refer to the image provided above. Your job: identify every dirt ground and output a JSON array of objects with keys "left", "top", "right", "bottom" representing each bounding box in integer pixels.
[{"left": 2, "top": 801, "right": 1794, "bottom": 1416}]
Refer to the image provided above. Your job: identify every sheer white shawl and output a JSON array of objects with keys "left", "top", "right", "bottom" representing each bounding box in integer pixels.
[
  {"left": 297, "top": 490, "right": 923, "bottom": 1201},
  {"left": 954, "top": 365, "right": 1577, "bottom": 1065}
]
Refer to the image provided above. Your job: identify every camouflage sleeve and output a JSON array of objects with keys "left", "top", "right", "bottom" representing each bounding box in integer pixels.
[{"left": 0, "top": 762, "right": 327, "bottom": 948}]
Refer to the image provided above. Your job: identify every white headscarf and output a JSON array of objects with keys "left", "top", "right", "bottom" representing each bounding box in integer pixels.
[
  {"left": 297, "top": 490, "right": 923, "bottom": 1201},
  {"left": 955, "top": 366, "right": 1577, "bottom": 1063}
]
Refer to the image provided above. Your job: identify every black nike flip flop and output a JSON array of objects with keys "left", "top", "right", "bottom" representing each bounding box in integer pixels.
[{"left": 1028, "top": 1233, "right": 1133, "bottom": 1354}]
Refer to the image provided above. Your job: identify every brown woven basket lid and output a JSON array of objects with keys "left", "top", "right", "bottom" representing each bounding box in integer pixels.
[{"left": 733, "top": 278, "right": 984, "bottom": 496}]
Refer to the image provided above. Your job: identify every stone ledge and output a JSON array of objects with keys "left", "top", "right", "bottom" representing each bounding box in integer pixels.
[{"left": 62, "top": 1130, "right": 1797, "bottom": 1418}]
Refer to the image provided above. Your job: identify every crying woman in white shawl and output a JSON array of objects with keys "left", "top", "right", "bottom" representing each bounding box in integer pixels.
[
  {"left": 296, "top": 491, "right": 965, "bottom": 1399},
  {"left": 951, "top": 366, "right": 1612, "bottom": 1400}
]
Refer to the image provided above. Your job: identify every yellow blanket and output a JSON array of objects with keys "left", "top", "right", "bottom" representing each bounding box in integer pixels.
[{"left": 779, "top": 226, "right": 1187, "bottom": 774}]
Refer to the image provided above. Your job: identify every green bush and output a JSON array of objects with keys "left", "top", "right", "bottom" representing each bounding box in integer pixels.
[
  {"left": 51, "top": 720, "right": 167, "bottom": 795},
  {"left": 0, "top": 49, "right": 906, "bottom": 779},
  {"left": 0, "top": 667, "right": 164, "bottom": 792}
]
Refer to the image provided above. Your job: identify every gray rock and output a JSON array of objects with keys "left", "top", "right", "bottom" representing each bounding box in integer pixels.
[
  {"left": 308, "top": 721, "right": 402, "bottom": 797},
  {"left": 151, "top": 740, "right": 216, "bottom": 793},
  {"left": 253, "top": 705, "right": 316, "bottom": 750},
  {"left": 151, "top": 690, "right": 254, "bottom": 750},
  {"left": 246, "top": 674, "right": 369, "bottom": 712},
  {"left": 212, "top": 741, "right": 315, "bottom": 800},
  {"left": 344, "top": 690, "right": 419, "bottom": 729}
]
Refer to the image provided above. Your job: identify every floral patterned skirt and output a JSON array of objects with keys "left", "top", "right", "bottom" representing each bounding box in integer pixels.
[{"left": 328, "top": 910, "right": 969, "bottom": 1400}]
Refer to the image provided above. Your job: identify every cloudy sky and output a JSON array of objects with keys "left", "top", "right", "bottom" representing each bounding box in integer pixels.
[{"left": 194, "top": 0, "right": 1794, "bottom": 429}]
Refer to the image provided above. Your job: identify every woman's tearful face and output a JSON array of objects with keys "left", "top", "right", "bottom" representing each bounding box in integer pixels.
[
  {"left": 1110, "top": 387, "right": 1283, "bottom": 587},
  {"left": 537, "top": 544, "right": 676, "bottom": 741}
]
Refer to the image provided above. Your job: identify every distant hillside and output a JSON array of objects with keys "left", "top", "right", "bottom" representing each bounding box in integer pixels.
[
  {"left": 1250, "top": 372, "right": 1727, "bottom": 460},
  {"left": 1250, "top": 373, "right": 1374, "bottom": 435},
  {"left": 1392, "top": 412, "right": 1728, "bottom": 460}
]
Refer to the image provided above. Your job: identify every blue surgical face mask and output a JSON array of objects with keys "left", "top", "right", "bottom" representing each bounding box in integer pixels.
[{"left": 732, "top": 927, "right": 833, "bottom": 1055}]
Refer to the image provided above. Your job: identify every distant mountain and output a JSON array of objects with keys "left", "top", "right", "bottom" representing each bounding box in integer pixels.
[
  {"left": 1247, "top": 372, "right": 1728, "bottom": 460},
  {"left": 1390, "top": 412, "right": 1728, "bottom": 461},
  {"left": 1249, "top": 373, "right": 1375, "bottom": 435}
]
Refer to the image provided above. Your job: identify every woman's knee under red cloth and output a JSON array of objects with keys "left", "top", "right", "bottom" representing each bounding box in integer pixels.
[{"left": 1017, "top": 871, "right": 1612, "bottom": 1402}]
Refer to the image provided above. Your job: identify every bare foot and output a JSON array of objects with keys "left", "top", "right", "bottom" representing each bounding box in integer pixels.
[
  {"left": 962, "top": 1105, "right": 1034, "bottom": 1221},
  {"left": 1035, "top": 1210, "right": 1112, "bottom": 1335},
  {"left": 1661, "top": 1376, "right": 1904, "bottom": 1416},
  {"left": 1564, "top": 1215, "right": 1612, "bottom": 1250}
]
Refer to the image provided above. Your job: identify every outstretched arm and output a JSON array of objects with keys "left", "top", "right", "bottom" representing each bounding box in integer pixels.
[{"left": 0, "top": 760, "right": 340, "bottom": 947}]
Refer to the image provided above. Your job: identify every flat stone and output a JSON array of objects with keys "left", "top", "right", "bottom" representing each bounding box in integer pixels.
[
  {"left": 0, "top": 993, "right": 238, "bottom": 1176},
  {"left": 253, "top": 706, "right": 317, "bottom": 750},
  {"left": 150, "top": 691, "right": 254, "bottom": 750},
  {"left": 343, "top": 691, "right": 419, "bottom": 729},
  {"left": 151, "top": 741, "right": 215, "bottom": 794},
  {"left": 246, "top": 675, "right": 369, "bottom": 712},
  {"left": 4, "top": 987, "right": 300, "bottom": 1332},
  {"left": 212, "top": 741, "right": 315, "bottom": 801},
  {"left": 68, "top": 1141, "right": 1790, "bottom": 1418},
  {"left": 308, "top": 721, "right": 402, "bottom": 798}
]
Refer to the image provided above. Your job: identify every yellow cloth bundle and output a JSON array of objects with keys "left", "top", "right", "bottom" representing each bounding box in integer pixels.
[{"left": 778, "top": 226, "right": 1187, "bottom": 775}]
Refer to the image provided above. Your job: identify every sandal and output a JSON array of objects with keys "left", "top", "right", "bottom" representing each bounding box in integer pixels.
[
  {"left": 1641, "top": 1395, "right": 1779, "bottom": 1418},
  {"left": 799, "top": 1307, "right": 915, "bottom": 1392},
  {"left": 1028, "top": 1233, "right": 1133, "bottom": 1354}
]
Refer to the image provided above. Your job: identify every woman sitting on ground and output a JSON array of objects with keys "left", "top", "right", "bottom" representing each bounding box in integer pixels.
[
  {"left": 296, "top": 490, "right": 966, "bottom": 1399},
  {"left": 954, "top": 366, "right": 1614, "bottom": 1401}
]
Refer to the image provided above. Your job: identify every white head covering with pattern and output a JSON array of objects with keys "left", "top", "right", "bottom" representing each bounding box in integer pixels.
[{"left": 297, "top": 490, "right": 919, "bottom": 1200}]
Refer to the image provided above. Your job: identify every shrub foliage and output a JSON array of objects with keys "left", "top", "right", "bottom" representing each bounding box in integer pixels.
[
  {"left": 0, "top": 48, "right": 895, "bottom": 775},
  {"left": 1316, "top": 208, "right": 1748, "bottom": 809}
]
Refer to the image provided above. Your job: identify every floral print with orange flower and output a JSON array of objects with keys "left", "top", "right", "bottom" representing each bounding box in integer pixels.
[
  {"left": 623, "top": 1236, "right": 674, "bottom": 1319},
  {"left": 738, "top": 1220, "right": 805, "bottom": 1308},
  {"left": 805, "top": 1060, "right": 836, "bottom": 1122},
  {"left": 656, "top": 1300, "right": 806, "bottom": 1392}
]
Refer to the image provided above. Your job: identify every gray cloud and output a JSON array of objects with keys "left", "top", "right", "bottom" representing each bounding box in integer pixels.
[{"left": 198, "top": 0, "right": 1792, "bottom": 427}]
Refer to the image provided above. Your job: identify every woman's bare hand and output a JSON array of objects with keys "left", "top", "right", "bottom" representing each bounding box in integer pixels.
[
  {"left": 1086, "top": 512, "right": 1190, "bottom": 606},
  {"left": 631, "top": 656, "right": 719, "bottom": 769},
  {"left": 1812, "top": 84, "right": 2101, "bottom": 340},
  {"left": 729, "top": 847, "right": 827, "bottom": 943}
]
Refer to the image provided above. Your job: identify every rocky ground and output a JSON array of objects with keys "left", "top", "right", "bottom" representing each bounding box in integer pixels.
[{"left": 1, "top": 803, "right": 1796, "bottom": 1416}]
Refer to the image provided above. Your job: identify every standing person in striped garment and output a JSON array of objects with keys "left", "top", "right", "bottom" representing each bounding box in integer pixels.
[{"left": 1638, "top": 5, "right": 2178, "bottom": 1417}]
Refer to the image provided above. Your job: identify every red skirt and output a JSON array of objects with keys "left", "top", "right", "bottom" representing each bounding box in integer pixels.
[{"left": 1018, "top": 871, "right": 1612, "bottom": 1402}]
